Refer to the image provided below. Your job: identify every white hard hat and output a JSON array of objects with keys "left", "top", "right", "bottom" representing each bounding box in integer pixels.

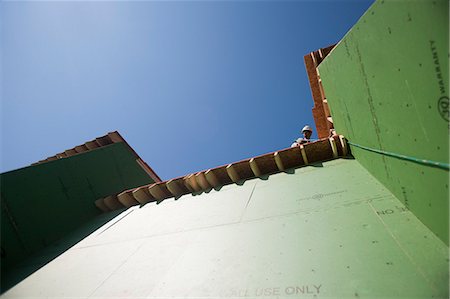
[{"left": 301, "top": 125, "right": 313, "bottom": 133}]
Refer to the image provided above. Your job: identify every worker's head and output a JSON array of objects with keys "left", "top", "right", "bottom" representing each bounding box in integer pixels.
[{"left": 301, "top": 125, "right": 313, "bottom": 139}]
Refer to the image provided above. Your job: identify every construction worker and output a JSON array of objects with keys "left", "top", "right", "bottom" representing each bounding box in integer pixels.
[{"left": 291, "top": 125, "right": 313, "bottom": 147}]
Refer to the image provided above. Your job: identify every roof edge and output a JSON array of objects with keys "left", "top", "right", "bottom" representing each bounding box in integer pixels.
[
  {"left": 30, "top": 131, "right": 161, "bottom": 183},
  {"left": 95, "top": 135, "right": 350, "bottom": 212}
]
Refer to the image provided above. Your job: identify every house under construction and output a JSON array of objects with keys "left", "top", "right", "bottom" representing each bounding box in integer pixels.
[{"left": 1, "top": 1, "right": 448, "bottom": 298}]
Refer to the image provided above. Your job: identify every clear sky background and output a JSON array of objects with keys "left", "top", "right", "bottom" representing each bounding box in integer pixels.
[{"left": 1, "top": 0, "right": 373, "bottom": 180}]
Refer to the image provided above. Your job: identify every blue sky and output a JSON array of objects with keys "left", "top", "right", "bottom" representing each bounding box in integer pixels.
[{"left": 1, "top": 0, "right": 373, "bottom": 180}]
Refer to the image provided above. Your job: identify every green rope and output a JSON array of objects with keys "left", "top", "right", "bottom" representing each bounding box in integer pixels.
[{"left": 347, "top": 141, "right": 450, "bottom": 171}]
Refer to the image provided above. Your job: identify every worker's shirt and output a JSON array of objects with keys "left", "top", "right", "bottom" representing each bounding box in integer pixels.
[{"left": 291, "top": 137, "right": 310, "bottom": 147}]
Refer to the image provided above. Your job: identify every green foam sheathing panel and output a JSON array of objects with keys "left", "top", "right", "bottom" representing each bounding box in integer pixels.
[
  {"left": 0, "top": 142, "right": 156, "bottom": 277},
  {"left": 318, "top": 0, "right": 449, "bottom": 245},
  {"left": 1, "top": 209, "right": 125, "bottom": 293},
  {"left": 3, "top": 159, "right": 448, "bottom": 298}
]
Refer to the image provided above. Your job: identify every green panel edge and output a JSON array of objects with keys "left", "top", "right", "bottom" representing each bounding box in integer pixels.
[{"left": 318, "top": 0, "right": 449, "bottom": 244}]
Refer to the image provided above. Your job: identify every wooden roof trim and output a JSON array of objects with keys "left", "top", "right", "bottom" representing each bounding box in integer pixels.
[
  {"left": 304, "top": 44, "right": 336, "bottom": 139},
  {"left": 95, "top": 135, "right": 350, "bottom": 213}
]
